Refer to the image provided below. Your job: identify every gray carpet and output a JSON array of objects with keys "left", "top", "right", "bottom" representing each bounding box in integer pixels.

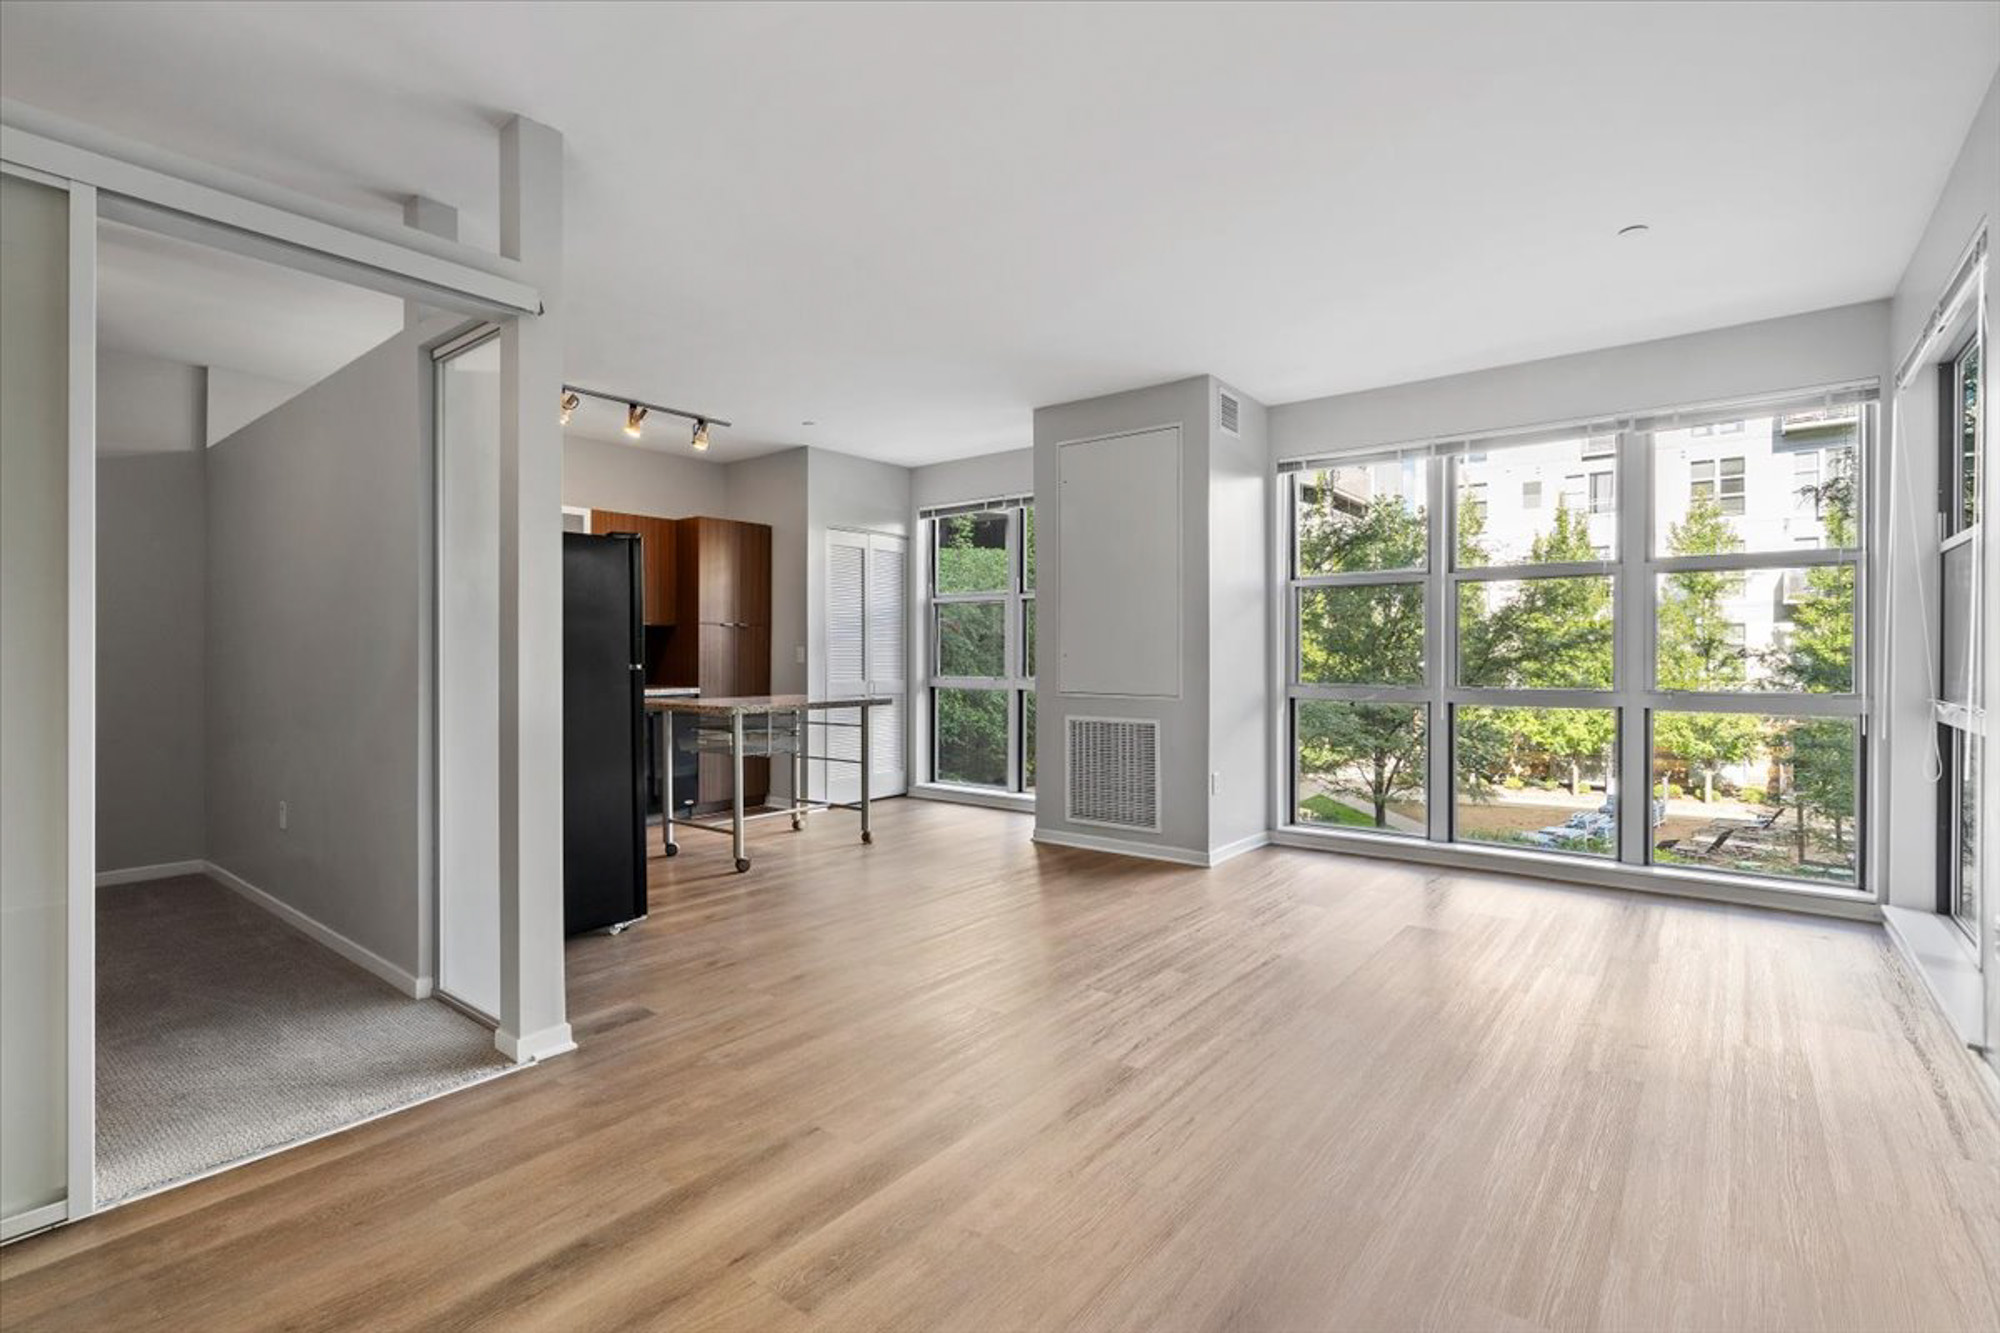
[{"left": 97, "top": 875, "right": 508, "bottom": 1203}]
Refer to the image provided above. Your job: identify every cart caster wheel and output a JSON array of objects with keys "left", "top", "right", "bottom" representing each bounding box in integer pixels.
[
  {"left": 862, "top": 831, "right": 873, "bottom": 845},
  {"left": 662, "top": 842, "right": 679, "bottom": 857},
  {"left": 791, "top": 817, "right": 803, "bottom": 831},
  {"left": 735, "top": 857, "right": 751, "bottom": 873}
]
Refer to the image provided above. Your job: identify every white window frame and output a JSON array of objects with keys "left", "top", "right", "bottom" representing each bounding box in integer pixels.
[
  {"left": 1275, "top": 387, "right": 1875, "bottom": 910},
  {"left": 924, "top": 502, "right": 1035, "bottom": 794}
]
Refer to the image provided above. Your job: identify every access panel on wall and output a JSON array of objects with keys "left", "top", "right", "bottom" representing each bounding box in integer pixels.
[{"left": 1057, "top": 426, "right": 1181, "bottom": 697}]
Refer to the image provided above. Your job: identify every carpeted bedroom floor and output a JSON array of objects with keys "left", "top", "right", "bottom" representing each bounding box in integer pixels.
[{"left": 96, "top": 875, "right": 508, "bottom": 1204}]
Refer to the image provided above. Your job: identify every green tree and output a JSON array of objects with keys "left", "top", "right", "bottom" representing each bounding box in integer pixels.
[
  {"left": 1297, "top": 701, "right": 1423, "bottom": 827},
  {"left": 1654, "top": 495, "right": 1762, "bottom": 802},
  {"left": 1292, "top": 490, "right": 1428, "bottom": 828},
  {"left": 1460, "top": 503, "right": 1615, "bottom": 790},
  {"left": 1765, "top": 450, "right": 1859, "bottom": 856}
]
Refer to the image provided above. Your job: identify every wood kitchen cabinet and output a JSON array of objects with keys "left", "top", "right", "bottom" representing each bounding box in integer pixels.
[
  {"left": 663, "top": 517, "right": 774, "bottom": 809},
  {"left": 588, "top": 509, "right": 677, "bottom": 626}
]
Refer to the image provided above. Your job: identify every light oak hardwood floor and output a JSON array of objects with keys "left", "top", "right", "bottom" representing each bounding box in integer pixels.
[{"left": 4, "top": 799, "right": 1997, "bottom": 1331}]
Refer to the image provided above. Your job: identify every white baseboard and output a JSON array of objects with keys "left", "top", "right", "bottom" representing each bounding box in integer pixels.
[
  {"left": 496, "top": 1022, "right": 577, "bottom": 1064},
  {"left": 203, "top": 861, "right": 432, "bottom": 999},
  {"left": 1033, "top": 827, "right": 1211, "bottom": 867},
  {"left": 909, "top": 783, "right": 1036, "bottom": 814},
  {"left": 1032, "top": 825, "right": 1276, "bottom": 868},
  {"left": 96, "top": 859, "right": 205, "bottom": 887},
  {"left": 1208, "top": 830, "right": 1272, "bottom": 866}
]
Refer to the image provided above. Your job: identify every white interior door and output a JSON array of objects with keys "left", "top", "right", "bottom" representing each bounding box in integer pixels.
[
  {"left": 824, "top": 531, "right": 907, "bottom": 803},
  {"left": 435, "top": 336, "right": 501, "bottom": 1021}
]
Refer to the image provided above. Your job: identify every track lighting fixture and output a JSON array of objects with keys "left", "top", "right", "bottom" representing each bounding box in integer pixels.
[{"left": 557, "top": 386, "right": 730, "bottom": 447}]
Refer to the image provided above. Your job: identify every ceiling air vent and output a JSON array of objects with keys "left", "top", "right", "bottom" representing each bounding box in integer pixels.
[
  {"left": 1218, "top": 389, "right": 1241, "bottom": 437},
  {"left": 1065, "top": 716, "right": 1161, "bottom": 832}
]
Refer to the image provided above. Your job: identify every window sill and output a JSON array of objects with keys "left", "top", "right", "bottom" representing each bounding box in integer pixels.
[
  {"left": 909, "top": 783, "right": 1035, "bottom": 815},
  {"left": 1882, "top": 906, "right": 1986, "bottom": 1048},
  {"left": 1270, "top": 824, "right": 1879, "bottom": 922}
]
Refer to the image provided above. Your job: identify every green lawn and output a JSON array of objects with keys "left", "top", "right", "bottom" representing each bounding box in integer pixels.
[{"left": 1300, "top": 794, "right": 1378, "bottom": 827}]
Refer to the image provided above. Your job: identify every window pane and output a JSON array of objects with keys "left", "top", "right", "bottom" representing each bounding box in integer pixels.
[
  {"left": 1453, "top": 706, "right": 1617, "bottom": 856},
  {"left": 935, "top": 688, "right": 1009, "bottom": 787},
  {"left": 1298, "top": 585, "right": 1424, "bottom": 685},
  {"left": 1022, "top": 690, "right": 1036, "bottom": 791},
  {"left": 1295, "top": 701, "right": 1425, "bottom": 834},
  {"left": 1022, "top": 505, "right": 1036, "bottom": 590},
  {"left": 1457, "top": 576, "right": 1613, "bottom": 689},
  {"left": 1652, "top": 410, "right": 1858, "bottom": 555},
  {"left": 1456, "top": 435, "right": 1617, "bottom": 567},
  {"left": 1651, "top": 714, "right": 1858, "bottom": 886},
  {"left": 935, "top": 511, "right": 1011, "bottom": 594},
  {"left": 1022, "top": 598, "right": 1036, "bottom": 679},
  {"left": 1294, "top": 460, "right": 1427, "bottom": 575},
  {"left": 935, "top": 601, "right": 1006, "bottom": 677},
  {"left": 1957, "top": 340, "right": 1981, "bottom": 532},
  {"left": 1954, "top": 732, "right": 1979, "bottom": 931},
  {"left": 1656, "top": 565, "right": 1854, "bottom": 693}
]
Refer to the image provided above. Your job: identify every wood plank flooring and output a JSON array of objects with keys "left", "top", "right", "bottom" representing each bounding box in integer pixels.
[{"left": 4, "top": 799, "right": 1998, "bottom": 1331}]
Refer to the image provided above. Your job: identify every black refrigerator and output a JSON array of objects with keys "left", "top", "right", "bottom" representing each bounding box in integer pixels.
[{"left": 563, "top": 532, "right": 647, "bottom": 934}]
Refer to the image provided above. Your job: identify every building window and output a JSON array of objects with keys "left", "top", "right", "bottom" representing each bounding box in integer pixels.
[
  {"left": 1281, "top": 392, "right": 1871, "bottom": 892},
  {"left": 1688, "top": 456, "right": 1747, "bottom": 515},
  {"left": 927, "top": 502, "right": 1034, "bottom": 792}
]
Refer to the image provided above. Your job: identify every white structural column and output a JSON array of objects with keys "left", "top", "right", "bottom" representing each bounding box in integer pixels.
[
  {"left": 401, "top": 194, "right": 458, "bottom": 328},
  {"left": 495, "top": 116, "right": 573, "bottom": 1063}
]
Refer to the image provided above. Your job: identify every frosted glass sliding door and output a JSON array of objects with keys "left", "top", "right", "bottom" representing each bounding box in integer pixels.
[
  {"left": 435, "top": 334, "right": 502, "bottom": 1021},
  {"left": 1, "top": 171, "right": 76, "bottom": 1236}
]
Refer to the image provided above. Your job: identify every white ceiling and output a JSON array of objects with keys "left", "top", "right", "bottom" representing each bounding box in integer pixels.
[
  {"left": 97, "top": 220, "right": 402, "bottom": 389},
  {"left": 5, "top": 2, "right": 1996, "bottom": 466}
]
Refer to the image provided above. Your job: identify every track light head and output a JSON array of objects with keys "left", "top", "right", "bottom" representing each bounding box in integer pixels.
[
  {"left": 559, "top": 390, "right": 581, "bottom": 426},
  {"left": 624, "top": 404, "right": 648, "bottom": 439},
  {"left": 690, "top": 419, "right": 710, "bottom": 452}
]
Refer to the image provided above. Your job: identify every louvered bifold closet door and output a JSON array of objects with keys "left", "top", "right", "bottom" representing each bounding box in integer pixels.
[
  {"left": 865, "top": 533, "right": 908, "bottom": 798},
  {"left": 822, "top": 533, "right": 868, "bottom": 803}
]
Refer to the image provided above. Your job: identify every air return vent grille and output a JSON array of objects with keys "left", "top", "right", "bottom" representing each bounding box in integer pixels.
[
  {"left": 1218, "top": 389, "right": 1241, "bottom": 437},
  {"left": 1065, "top": 717, "right": 1161, "bottom": 832}
]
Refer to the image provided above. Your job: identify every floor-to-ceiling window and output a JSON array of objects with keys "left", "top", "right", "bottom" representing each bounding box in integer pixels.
[
  {"left": 925, "top": 499, "right": 1035, "bottom": 793},
  {"left": 1939, "top": 329, "right": 1983, "bottom": 939},
  {"left": 1283, "top": 388, "right": 1873, "bottom": 894}
]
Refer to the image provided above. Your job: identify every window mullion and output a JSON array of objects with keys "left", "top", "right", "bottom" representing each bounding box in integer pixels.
[
  {"left": 1427, "top": 454, "right": 1452, "bottom": 842},
  {"left": 1618, "top": 427, "right": 1651, "bottom": 865}
]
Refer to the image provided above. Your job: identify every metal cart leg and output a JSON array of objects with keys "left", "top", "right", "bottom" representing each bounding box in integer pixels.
[
  {"left": 859, "top": 703, "right": 873, "bottom": 845},
  {"left": 792, "top": 704, "right": 806, "bottom": 830},
  {"left": 661, "top": 719, "right": 678, "bottom": 857},
  {"left": 731, "top": 712, "right": 749, "bottom": 872}
]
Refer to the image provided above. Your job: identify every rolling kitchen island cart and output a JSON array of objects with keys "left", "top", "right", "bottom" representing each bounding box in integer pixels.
[{"left": 646, "top": 694, "right": 892, "bottom": 873}]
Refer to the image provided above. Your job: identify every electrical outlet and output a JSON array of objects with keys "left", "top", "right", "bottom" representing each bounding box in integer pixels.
[
  {"left": 795, "top": 645, "right": 806, "bottom": 664},
  {"left": 278, "top": 800, "right": 288, "bottom": 831}
]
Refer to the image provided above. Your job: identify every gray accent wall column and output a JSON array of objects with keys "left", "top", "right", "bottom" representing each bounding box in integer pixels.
[{"left": 496, "top": 115, "right": 573, "bottom": 1064}]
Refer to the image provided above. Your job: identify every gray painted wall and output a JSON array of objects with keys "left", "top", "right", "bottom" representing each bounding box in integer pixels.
[
  {"left": 97, "top": 453, "right": 206, "bottom": 869},
  {"left": 722, "top": 447, "right": 811, "bottom": 699},
  {"left": 205, "top": 324, "right": 431, "bottom": 978},
  {"left": 1034, "top": 376, "right": 1216, "bottom": 856},
  {"left": 1268, "top": 301, "right": 1890, "bottom": 461},
  {"left": 911, "top": 447, "right": 1032, "bottom": 511},
  {"left": 97, "top": 351, "right": 208, "bottom": 870},
  {"left": 1884, "top": 66, "right": 1998, "bottom": 1071},
  {"left": 1207, "top": 383, "right": 1270, "bottom": 853},
  {"left": 562, "top": 435, "right": 729, "bottom": 517}
]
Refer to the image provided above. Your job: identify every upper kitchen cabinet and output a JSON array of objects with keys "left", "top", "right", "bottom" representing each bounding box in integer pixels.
[
  {"left": 676, "top": 517, "right": 772, "bottom": 628},
  {"left": 590, "top": 510, "right": 677, "bottom": 626}
]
